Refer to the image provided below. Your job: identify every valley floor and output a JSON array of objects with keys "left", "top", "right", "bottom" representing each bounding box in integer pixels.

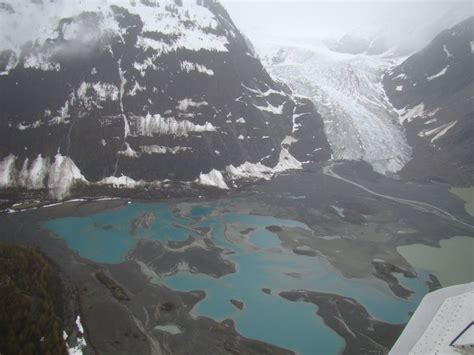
[{"left": 0, "top": 161, "right": 472, "bottom": 355}]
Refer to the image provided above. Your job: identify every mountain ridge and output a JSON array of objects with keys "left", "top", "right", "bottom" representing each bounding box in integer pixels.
[
  {"left": 0, "top": 0, "right": 331, "bottom": 199},
  {"left": 383, "top": 16, "right": 473, "bottom": 186}
]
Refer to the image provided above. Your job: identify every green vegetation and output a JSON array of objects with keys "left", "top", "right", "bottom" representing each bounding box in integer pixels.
[
  {"left": 95, "top": 271, "right": 130, "bottom": 301},
  {"left": 0, "top": 243, "right": 67, "bottom": 355}
]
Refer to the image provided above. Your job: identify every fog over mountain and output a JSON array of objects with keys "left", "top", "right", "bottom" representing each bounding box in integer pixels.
[
  {"left": 221, "top": 0, "right": 473, "bottom": 182},
  {"left": 222, "top": 0, "right": 472, "bottom": 55}
]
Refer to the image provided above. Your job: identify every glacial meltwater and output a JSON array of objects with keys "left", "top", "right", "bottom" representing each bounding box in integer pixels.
[{"left": 45, "top": 201, "right": 433, "bottom": 355}]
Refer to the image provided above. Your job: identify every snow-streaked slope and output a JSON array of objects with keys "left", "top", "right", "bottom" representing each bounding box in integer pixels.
[
  {"left": 383, "top": 17, "right": 473, "bottom": 186},
  {"left": 258, "top": 40, "right": 412, "bottom": 174}
]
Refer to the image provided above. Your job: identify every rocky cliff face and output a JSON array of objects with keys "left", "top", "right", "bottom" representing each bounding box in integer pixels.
[
  {"left": 383, "top": 17, "right": 473, "bottom": 186},
  {"left": 0, "top": 0, "right": 331, "bottom": 199}
]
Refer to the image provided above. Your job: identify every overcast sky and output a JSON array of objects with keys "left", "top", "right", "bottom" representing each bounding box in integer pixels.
[{"left": 221, "top": 1, "right": 473, "bottom": 51}]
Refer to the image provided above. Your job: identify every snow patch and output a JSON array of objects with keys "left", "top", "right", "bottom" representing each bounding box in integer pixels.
[
  {"left": 443, "top": 44, "right": 453, "bottom": 59},
  {"left": 74, "top": 81, "right": 119, "bottom": 111},
  {"left": 197, "top": 169, "right": 229, "bottom": 189},
  {"left": 180, "top": 61, "right": 214, "bottom": 75},
  {"left": 23, "top": 53, "right": 60, "bottom": 71},
  {"left": 399, "top": 103, "right": 426, "bottom": 124},
  {"left": 253, "top": 102, "right": 284, "bottom": 115},
  {"left": 98, "top": 175, "right": 141, "bottom": 188},
  {"left": 281, "top": 136, "right": 298, "bottom": 146},
  {"left": 49, "top": 101, "right": 70, "bottom": 125},
  {"left": 118, "top": 142, "right": 138, "bottom": 158},
  {"left": 17, "top": 120, "right": 42, "bottom": 130},
  {"left": 273, "top": 147, "right": 302, "bottom": 171},
  {"left": 63, "top": 315, "right": 87, "bottom": 355},
  {"left": 75, "top": 315, "right": 84, "bottom": 334},
  {"left": 140, "top": 145, "right": 191, "bottom": 155},
  {"left": 225, "top": 142, "right": 303, "bottom": 182},
  {"left": 427, "top": 65, "right": 449, "bottom": 81},
  {"left": 92, "top": 82, "right": 119, "bottom": 101},
  {"left": 393, "top": 73, "right": 407, "bottom": 80},
  {"left": 132, "top": 113, "right": 217, "bottom": 137},
  {"left": 395, "top": 85, "right": 403, "bottom": 91},
  {"left": 241, "top": 83, "right": 286, "bottom": 97},
  {"left": 236, "top": 117, "right": 246, "bottom": 123},
  {"left": 225, "top": 161, "right": 274, "bottom": 181},
  {"left": 128, "top": 81, "right": 146, "bottom": 97},
  {"left": 291, "top": 112, "right": 305, "bottom": 133},
  {"left": 177, "top": 98, "right": 207, "bottom": 111},
  {"left": 47, "top": 154, "right": 87, "bottom": 200},
  {"left": 418, "top": 120, "right": 457, "bottom": 143}
]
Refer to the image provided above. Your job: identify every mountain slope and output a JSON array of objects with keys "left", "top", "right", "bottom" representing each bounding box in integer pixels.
[
  {"left": 383, "top": 16, "right": 473, "bottom": 186},
  {"left": 0, "top": 0, "right": 331, "bottom": 199}
]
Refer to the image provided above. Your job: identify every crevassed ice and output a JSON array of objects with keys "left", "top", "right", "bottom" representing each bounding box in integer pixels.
[{"left": 258, "top": 42, "right": 412, "bottom": 174}]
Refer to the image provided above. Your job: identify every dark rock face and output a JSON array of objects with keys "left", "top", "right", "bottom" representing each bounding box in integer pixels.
[
  {"left": 383, "top": 17, "right": 473, "bottom": 186},
  {"left": 0, "top": 0, "right": 331, "bottom": 199}
]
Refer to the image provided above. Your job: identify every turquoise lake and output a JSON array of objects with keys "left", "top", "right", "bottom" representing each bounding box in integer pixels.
[{"left": 45, "top": 201, "right": 431, "bottom": 355}]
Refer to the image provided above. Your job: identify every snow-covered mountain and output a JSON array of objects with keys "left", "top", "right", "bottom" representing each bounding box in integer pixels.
[
  {"left": 0, "top": 0, "right": 330, "bottom": 199},
  {"left": 383, "top": 16, "right": 473, "bottom": 186},
  {"left": 258, "top": 41, "right": 412, "bottom": 175}
]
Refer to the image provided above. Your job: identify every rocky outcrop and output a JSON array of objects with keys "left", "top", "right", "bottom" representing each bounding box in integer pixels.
[{"left": 383, "top": 17, "right": 473, "bottom": 186}]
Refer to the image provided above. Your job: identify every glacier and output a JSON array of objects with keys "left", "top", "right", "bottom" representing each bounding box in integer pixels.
[{"left": 257, "top": 41, "right": 412, "bottom": 174}]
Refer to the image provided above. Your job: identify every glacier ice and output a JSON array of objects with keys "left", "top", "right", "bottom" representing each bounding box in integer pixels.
[{"left": 258, "top": 41, "right": 412, "bottom": 174}]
